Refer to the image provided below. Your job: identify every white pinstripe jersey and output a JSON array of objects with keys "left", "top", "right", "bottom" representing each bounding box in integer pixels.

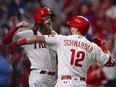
[
  {"left": 45, "top": 35, "right": 110, "bottom": 78},
  {"left": 13, "top": 29, "right": 57, "bottom": 72}
]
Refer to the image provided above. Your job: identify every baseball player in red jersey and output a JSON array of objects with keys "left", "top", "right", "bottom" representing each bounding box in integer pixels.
[
  {"left": 2, "top": 7, "right": 57, "bottom": 87},
  {"left": 7, "top": 15, "right": 115, "bottom": 87}
]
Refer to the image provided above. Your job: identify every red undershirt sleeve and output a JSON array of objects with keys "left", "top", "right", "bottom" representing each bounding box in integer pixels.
[{"left": 2, "top": 25, "right": 18, "bottom": 44}]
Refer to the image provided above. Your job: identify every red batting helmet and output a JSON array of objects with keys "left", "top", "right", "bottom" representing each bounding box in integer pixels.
[
  {"left": 34, "top": 7, "right": 55, "bottom": 24},
  {"left": 67, "top": 16, "right": 90, "bottom": 35}
]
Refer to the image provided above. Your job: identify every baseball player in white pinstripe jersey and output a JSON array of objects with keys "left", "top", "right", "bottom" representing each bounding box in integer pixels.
[
  {"left": 2, "top": 7, "right": 57, "bottom": 87},
  {"left": 7, "top": 15, "right": 115, "bottom": 87}
]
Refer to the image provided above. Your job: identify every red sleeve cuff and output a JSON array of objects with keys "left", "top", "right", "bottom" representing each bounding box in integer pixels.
[
  {"left": 104, "top": 56, "right": 115, "bottom": 67},
  {"left": 18, "top": 38, "right": 27, "bottom": 45}
]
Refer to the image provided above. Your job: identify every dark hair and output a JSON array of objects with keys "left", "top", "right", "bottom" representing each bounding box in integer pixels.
[{"left": 32, "top": 24, "right": 39, "bottom": 35}]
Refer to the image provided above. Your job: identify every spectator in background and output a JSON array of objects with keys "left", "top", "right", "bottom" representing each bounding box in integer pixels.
[
  {"left": 22, "top": 1, "right": 41, "bottom": 23},
  {"left": 86, "top": 62, "right": 107, "bottom": 87},
  {"left": 86, "top": 61, "right": 116, "bottom": 87},
  {"left": 106, "top": 1, "right": 116, "bottom": 19},
  {"left": 41, "top": 0, "right": 55, "bottom": 11},
  {"left": 90, "top": 2, "right": 116, "bottom": 53},
  {"left": 53, "top": 15, "right": 70, "bottom": 35},
  {"left": 18, "top": 54, "right": 31, "bottom": 87},
  {"left": 8, "top": 0, "right": 25, "bottom": 20},
  {"left": 0, "top": 0, "right": 8, "bottom": 39},
  {"left": 62, "top": 0, "right": 82, "bottom": 21},
  {"left": 10, "top": 47, "right": 31, "bottom": 87},
  {"left": 105, "top": 0, "right": 116, "bottom": 52},
  {"left": 53, "top": 0, "right": 64, "bottom": 16},
  {"left": 22, "top": 8, "right": 34, "bottom": 23},
  {"left": 83, "top": 0, "right": 100, "bottom": 20},
  {"left": 0, "top": 44, "right": 12, "bottom": 87},
  {"left": 90, "top": 3, "right": 115, "bottom": 40},
  {"left": 0, "top": 0, "right": 8, "bottom": 26}
]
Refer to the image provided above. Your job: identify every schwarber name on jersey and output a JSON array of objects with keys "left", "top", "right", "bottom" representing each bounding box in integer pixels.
[{"left": 45, "top": 35, "right": 110, "bottom": 78}]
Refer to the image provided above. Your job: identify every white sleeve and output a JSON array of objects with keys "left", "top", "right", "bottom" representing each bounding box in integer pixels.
[
  {"left": 52, "top": 30, "right": 58, "bottom": 35},
  {"left": 13, "top": 30, "right": 33, "bottom": 41},
  {"left": 94, "top": 44, "right": 110, "bottom": 66},
  {"left": 45, "top": 35, "right": 62, "bottom": 51}
]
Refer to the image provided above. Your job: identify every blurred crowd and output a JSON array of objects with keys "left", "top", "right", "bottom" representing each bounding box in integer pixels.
[{"left": 0, "top": 0, "right": 116, "bottom": 87}]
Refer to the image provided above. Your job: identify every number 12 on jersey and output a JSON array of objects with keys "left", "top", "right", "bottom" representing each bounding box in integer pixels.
[{"left": 70, "top": 49, "right": 85, "bottom": 67}]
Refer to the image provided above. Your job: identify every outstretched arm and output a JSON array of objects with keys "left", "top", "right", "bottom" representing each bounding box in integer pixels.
[
  {"left": 92, "top": 37, "right": 115, "bottom": 67},
  {"left": 17, "top": 35, "right": 45, "bottom": 46},
  {"left": 7, "top": 35, "right": 46, "bottom": 53},
  {"left": 7, "top": 35, "right": 60, "bottom": 53},
  {"left": 2, "top": 21, "right": 28, "bottom": 44}
]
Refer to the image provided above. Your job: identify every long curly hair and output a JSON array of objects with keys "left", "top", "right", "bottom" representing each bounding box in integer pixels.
[{"left": 32, "top": 23, "right": 53, "bottom": 35}]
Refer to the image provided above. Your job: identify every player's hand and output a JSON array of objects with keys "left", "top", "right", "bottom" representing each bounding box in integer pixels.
[
  {"left": 16, "top": 21, "right": 28, "bottom": 28},
  {"left": 92, "top": 36, "right": 104, "bottom": 46},
  {"left": 92, "top": 36, "right": 108, "bottom": 52},
  {"left": 7, "top": 42, "right": 19, "bottom": 54}
]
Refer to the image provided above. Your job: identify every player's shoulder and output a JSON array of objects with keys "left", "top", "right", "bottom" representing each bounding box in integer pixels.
[
  {"left": 52, "top": 30, "right": 58, "bottom": 35},
  {"left": 90, "top": 41, "right": 101, "bottom": 51},
  {"left": 37, "top": 31, "right": 42, "bottom": 35},
  {"left": 83, "top": 36, "right": 98, "bottom": 48},
  {"left": 53, "top": 34, "right": 65, "bottom": 37},
  {"left": 48, "top": 34, "right": 65, "bottom": 38},
  {"left": 13, "top": 28, "right": 33, "bottom": 40},
  {"left": 49, "top": 35, "right": 67, "bottom": 41},
  {"left": 17, "top": 28, "right": 33, "bottom": 34},
  {"left": 16, "top": 29, "right": 33, "bottom": 37}
]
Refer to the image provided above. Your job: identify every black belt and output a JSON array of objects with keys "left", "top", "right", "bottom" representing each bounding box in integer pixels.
[
  {"left": 32, "top": 69, "right": 55, "bottom": 76},
  {"left": 40, "top": 70, "right": 55, "bottom": 76}
]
